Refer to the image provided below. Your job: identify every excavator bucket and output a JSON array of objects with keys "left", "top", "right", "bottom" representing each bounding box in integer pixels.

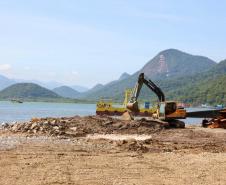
[
  {"left": 123, "top": 101, "right": 138, "bottom": 121},
  {"left": 126, "top": 101, "right": 139, "bottom": 112},
  {"left": 121, "top": 111, "right": 134, "bottom": 121}
]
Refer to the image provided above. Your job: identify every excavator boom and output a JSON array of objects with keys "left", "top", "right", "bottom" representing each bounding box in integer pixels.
[{"left": 127, "top": 73, "right": 165, "bottom": 112}]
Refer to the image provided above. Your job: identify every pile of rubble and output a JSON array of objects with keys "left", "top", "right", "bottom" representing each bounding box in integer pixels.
[
  {"left": 2, "top": 116, "right": 167, "bottom": 137},
  {"left": 203, "top": 109, "right": 226, "bottom": 129}
]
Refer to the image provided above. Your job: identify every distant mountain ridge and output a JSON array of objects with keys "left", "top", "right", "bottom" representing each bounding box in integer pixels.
[
  {"left": 119, "top": 73, "right": 130, "bottom": 80},
  {"left": 71, "top": 85, "right": 89, "bottom": 92},
  {"left": 0, "top": 49, "right": 224, "bottom": 105},
  {"left": 53, "top": 86, "right": 80, "bottom": 98},
  {"left": 0, "top": 75, "right": 15, "bottom": 90},
  {"left": 0, "top": 75, "right": 88, "bottom": 93},
  {"left": 90, "top": 84, "right": 104, "bottom": 92}
]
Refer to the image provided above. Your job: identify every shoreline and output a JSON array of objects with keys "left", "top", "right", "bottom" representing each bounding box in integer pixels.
[{"left": 0, "top": 99, "right": 96, "bottom": 104}]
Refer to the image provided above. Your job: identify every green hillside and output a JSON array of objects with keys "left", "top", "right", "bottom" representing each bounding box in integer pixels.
[
  {"left": 163, "top": 59, "right": 226, "bottom": 105},
  {"left": 168, "top": 75, "right": 226, "bottom": 105},
  {"left": 79, "top": 73, "right": 139, "bottom": 101},
  {"left": 0, "top": 83, "right": 93, "bottom": 103},
  {"left": 0, "top": 83, "right": 61, "bottom": 101},
  {"left": 135, "top": 59, "right": 226, "bottom": 105}
]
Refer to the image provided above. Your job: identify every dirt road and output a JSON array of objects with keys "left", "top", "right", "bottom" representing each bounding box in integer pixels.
[{"left": 0, "top": 116, "right": 226, "bottom": 185}]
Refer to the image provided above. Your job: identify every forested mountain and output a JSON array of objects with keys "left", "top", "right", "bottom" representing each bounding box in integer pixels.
[
  {"left": 0, "top": 83, "right": 60, "bottom": 100},
  {"left": 79, "top": 49, "right": 218, "bottom": 104},
  {"left": 140, "top": 49, "right": 215, "bottom": 79}
]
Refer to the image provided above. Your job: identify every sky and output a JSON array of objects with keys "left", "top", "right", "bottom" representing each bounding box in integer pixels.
[{"left": 0, "top": 0, "right": 226, "bottom": 88}]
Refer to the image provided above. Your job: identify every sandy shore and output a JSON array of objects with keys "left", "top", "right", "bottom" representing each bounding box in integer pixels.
[{"left": 0, "top": 116, "right": 226, "bottom": 185}]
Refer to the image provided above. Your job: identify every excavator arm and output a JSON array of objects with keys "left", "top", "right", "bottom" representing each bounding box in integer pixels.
[
  {"left": 124, "top": 72, "right": 186, "bottom": 124},
  {"left": 127, "top": 73, "right": 165, "bottom": 112}
]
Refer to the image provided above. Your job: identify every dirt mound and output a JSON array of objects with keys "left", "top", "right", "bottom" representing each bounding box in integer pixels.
[
  {"left": 3, "top": 116, "right": 167, "bottom": 137},
  {"left": 115, "top": 139, "right": 150, "bottom": 153}
]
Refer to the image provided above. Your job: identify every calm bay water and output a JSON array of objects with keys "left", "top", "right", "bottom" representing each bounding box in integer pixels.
[
  {"left": 0, "top": 101, "right": 206, "bottom": 125},
  {"left": 0, "top": 101, "right": 96, "bottom": 123}
]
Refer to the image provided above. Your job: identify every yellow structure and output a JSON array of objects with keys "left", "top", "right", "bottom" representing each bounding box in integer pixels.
[
  {"left": 96, "top": 89, "right": 157, "bottom": 116},
  {"left": 122, "top": 89, "right": 133, "bottom": 107}
]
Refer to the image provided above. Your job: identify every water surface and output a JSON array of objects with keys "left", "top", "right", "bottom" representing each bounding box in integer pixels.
[
  {"left": 0, "top": 101, "right": 96, "bottom": 123},
  {"left": 0, "top": 101, "right": 211, "bottom": 125}
]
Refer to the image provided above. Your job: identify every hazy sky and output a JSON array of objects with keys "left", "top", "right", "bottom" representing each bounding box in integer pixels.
[{"left": 0, "top": 0, "right": 225, "bottom": 87}]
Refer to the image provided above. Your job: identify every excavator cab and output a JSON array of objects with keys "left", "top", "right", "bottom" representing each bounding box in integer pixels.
[{"left": 159, "top": 102, "right": 177, "bottom": 120}]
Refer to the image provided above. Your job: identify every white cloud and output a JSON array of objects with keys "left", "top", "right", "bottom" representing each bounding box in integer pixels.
[{"left": 0, "top": 64, "right": 12, "bottom": 71}]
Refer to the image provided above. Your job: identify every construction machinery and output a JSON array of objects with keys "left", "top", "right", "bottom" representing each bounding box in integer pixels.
[
  {"left": 96, "top": 89, "right": 157, "bottom": 116},
  {"left": 126, "top": 73, "right": 186, "bottom": 122}
]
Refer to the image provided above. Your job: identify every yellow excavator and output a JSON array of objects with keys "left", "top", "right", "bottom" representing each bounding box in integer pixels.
[{"left": 125, "top": 73, "right": 186, "bottom": 126}]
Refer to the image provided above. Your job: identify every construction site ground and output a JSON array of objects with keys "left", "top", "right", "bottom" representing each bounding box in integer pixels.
[{"left": 0, "top": 116, "right": 226, "bottom": 185}]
